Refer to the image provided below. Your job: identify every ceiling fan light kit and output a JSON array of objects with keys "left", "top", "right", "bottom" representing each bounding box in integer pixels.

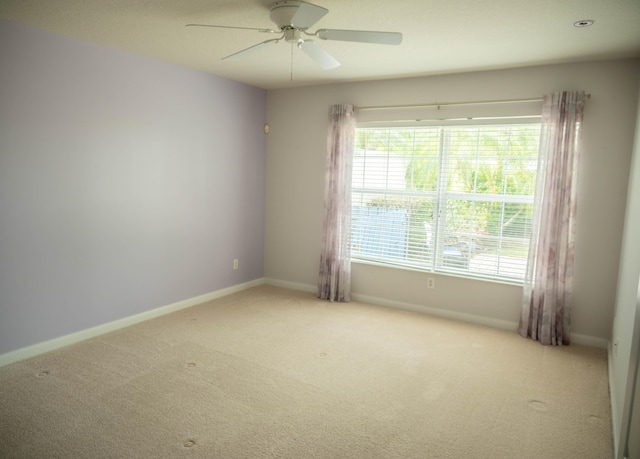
[{"left": 186, "top": 0, "right": 402, "bottom": 70}]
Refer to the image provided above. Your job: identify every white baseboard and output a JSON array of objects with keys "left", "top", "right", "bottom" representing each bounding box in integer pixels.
[
  {"left": 571, "top": 333, "right": 610, "bottom": 349},
  {"left": 2, "top": 277, "right": 608, "bottom": 368},
  {"left": 265, "top": 277, "right": 520, "bottom": 330},
  {"left": 608, "top": 341, "right": 621, "bottom": 459},
  {"left": 265, "top": 277, "right": 609, "bottom": 349},
  {"left": 352, "top": 291, "right": 521, "bottom": 333},
  {"left": 0, "top": 278, "right": 266, "bottom": 368},
  {"left": 264, "top": 277, "right": 317, "bottom": 294}
]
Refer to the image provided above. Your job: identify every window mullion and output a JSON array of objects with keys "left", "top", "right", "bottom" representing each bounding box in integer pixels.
[{"left": 434, "top": 127, "right": 449, "bottom": 270}]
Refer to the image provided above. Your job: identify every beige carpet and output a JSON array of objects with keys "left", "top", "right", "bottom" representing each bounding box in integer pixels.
[{"left": 0, "top": 285, "right": 612, "bottom": 458}]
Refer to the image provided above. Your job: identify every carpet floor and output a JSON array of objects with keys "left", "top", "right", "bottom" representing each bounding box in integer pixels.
[{"left": 0, "top": 285, "right": 613, "bottom": 458}]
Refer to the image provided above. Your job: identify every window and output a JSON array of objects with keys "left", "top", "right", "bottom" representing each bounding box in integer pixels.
[{"left": 351, "top": 123, "right": 541, "bottom": 283}]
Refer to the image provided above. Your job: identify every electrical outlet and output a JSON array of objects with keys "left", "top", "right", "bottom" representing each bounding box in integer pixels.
[
  {"left": 233, "top": 259, "right": 239, "bottom": 270},
  {"left": 427, "top": 278, "right": 435, "bottom": 289}
]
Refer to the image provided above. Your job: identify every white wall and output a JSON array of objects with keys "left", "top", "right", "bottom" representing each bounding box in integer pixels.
[
  {"left": 265, "top": 59, "right": 640, "bottom": 343},
  {"left": 610, "top": 80, "right": 640, "bottom": 458}
]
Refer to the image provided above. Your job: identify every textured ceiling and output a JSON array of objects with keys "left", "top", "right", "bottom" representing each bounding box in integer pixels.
[{"left": 1, "top": 0, "right": 640, "bottom": 89}]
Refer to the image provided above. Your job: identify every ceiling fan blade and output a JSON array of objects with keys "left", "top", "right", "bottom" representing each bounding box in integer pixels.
[
  {"left": 315, "top": 29, "right": 403, "bottom": 45},
  {"left": 291, "top": 2, "right": 329, "bottom": 29},
  {"left": 299, "top": 40, "right": 340, "bottom": 70},
  {"left": 222, "top": 38, "right": 282, "bottom": 61},
  {"left": 186, "top": 24, "right": 277, "bottom": 34}
]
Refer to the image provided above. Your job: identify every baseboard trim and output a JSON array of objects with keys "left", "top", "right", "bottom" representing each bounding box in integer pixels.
[
  {"left": 265, "top": 277, "right": 519, "bottom": 331},
  {"left": 571, "top": 333, "right": 610, "bottom": 349},
  {"left": 264, "top": 278, "right": 317, "bottom": 294},
  {"left": 0, "top": 278, "right": 266, "bottom": 368},
  {"left": 351, "top": 291, "right": 521, "bottom": 332},
  {"left": 608, "top": 341, "right": 621, "bottom": 459},
  {"left": 264, "top": 277, "right": 609, "bottom": 349},
  {"left": 3, "top": 277, "right": 607, "bottom": 368},
  {"left": 352, "top": 293, "right": 609, "bottom": 349}
]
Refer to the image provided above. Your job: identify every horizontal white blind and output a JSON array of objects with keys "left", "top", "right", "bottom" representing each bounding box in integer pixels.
[{"left": 351, "top": 124, "right": 541, "bottom": 282}]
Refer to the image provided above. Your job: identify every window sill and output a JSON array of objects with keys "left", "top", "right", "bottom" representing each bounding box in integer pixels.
[{"left": 350, "top": 257, "right": 524, "bottom": 288}]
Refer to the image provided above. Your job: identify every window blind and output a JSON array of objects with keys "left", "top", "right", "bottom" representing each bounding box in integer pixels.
[{"left": 351, "top": 124, "right": 541, "bottom": 282}]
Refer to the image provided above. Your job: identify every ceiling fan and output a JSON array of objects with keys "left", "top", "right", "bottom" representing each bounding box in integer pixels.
[{"left": 186, "top": 0, "right": 403, "bottom": 70}]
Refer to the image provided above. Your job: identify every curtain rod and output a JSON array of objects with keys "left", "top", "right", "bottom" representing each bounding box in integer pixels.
[{"left": 356, "top": 94, "right": 591, "bottom": 111}]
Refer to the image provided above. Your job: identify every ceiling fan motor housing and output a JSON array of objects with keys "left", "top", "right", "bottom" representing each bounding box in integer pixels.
[{"left": 270, "top": 1, "right": 304, "bottom": 30}]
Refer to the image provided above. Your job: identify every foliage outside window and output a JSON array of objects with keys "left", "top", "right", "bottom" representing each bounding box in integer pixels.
[{"left": 351, "top": 124, "right": 541, "bottom": 283}]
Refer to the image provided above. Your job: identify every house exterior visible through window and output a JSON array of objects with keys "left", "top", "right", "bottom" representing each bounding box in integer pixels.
[{"left": 351, "top": 123, "right": 541, "bottom": 283}]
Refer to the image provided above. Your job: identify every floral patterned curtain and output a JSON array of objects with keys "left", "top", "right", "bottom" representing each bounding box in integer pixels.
[
  {"left": 318, "top": 104, "right": 355, "bottom": 302},
  {"left": 519, "top": 91, "right": 586, "bottom": 345}
]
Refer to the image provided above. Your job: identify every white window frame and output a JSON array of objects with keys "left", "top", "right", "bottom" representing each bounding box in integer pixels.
[{"left": 351, "top": 121, "right": 542, "bottom": 284}]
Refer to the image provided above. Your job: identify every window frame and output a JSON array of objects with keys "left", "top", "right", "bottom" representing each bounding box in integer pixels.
[{"left": 351, "top": 121, "right": 542, "bottom": 285}]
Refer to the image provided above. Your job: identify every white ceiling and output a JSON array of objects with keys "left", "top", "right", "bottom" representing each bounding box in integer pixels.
[{"left": 1, "top": 0, "right": 639, "bottom": 90}]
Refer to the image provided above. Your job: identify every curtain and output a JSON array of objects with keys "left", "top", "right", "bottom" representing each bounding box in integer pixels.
[
  {"left": 318, "top": 104, "right": 356, "bottom": 302},
  {"left": 519, "top": 91, "right": 586, "bottom": 345}
]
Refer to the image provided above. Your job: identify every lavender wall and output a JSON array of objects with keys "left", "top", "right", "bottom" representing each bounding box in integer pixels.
[{"left": 0, "top": 19, "right": 266, "bottom": 355}]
